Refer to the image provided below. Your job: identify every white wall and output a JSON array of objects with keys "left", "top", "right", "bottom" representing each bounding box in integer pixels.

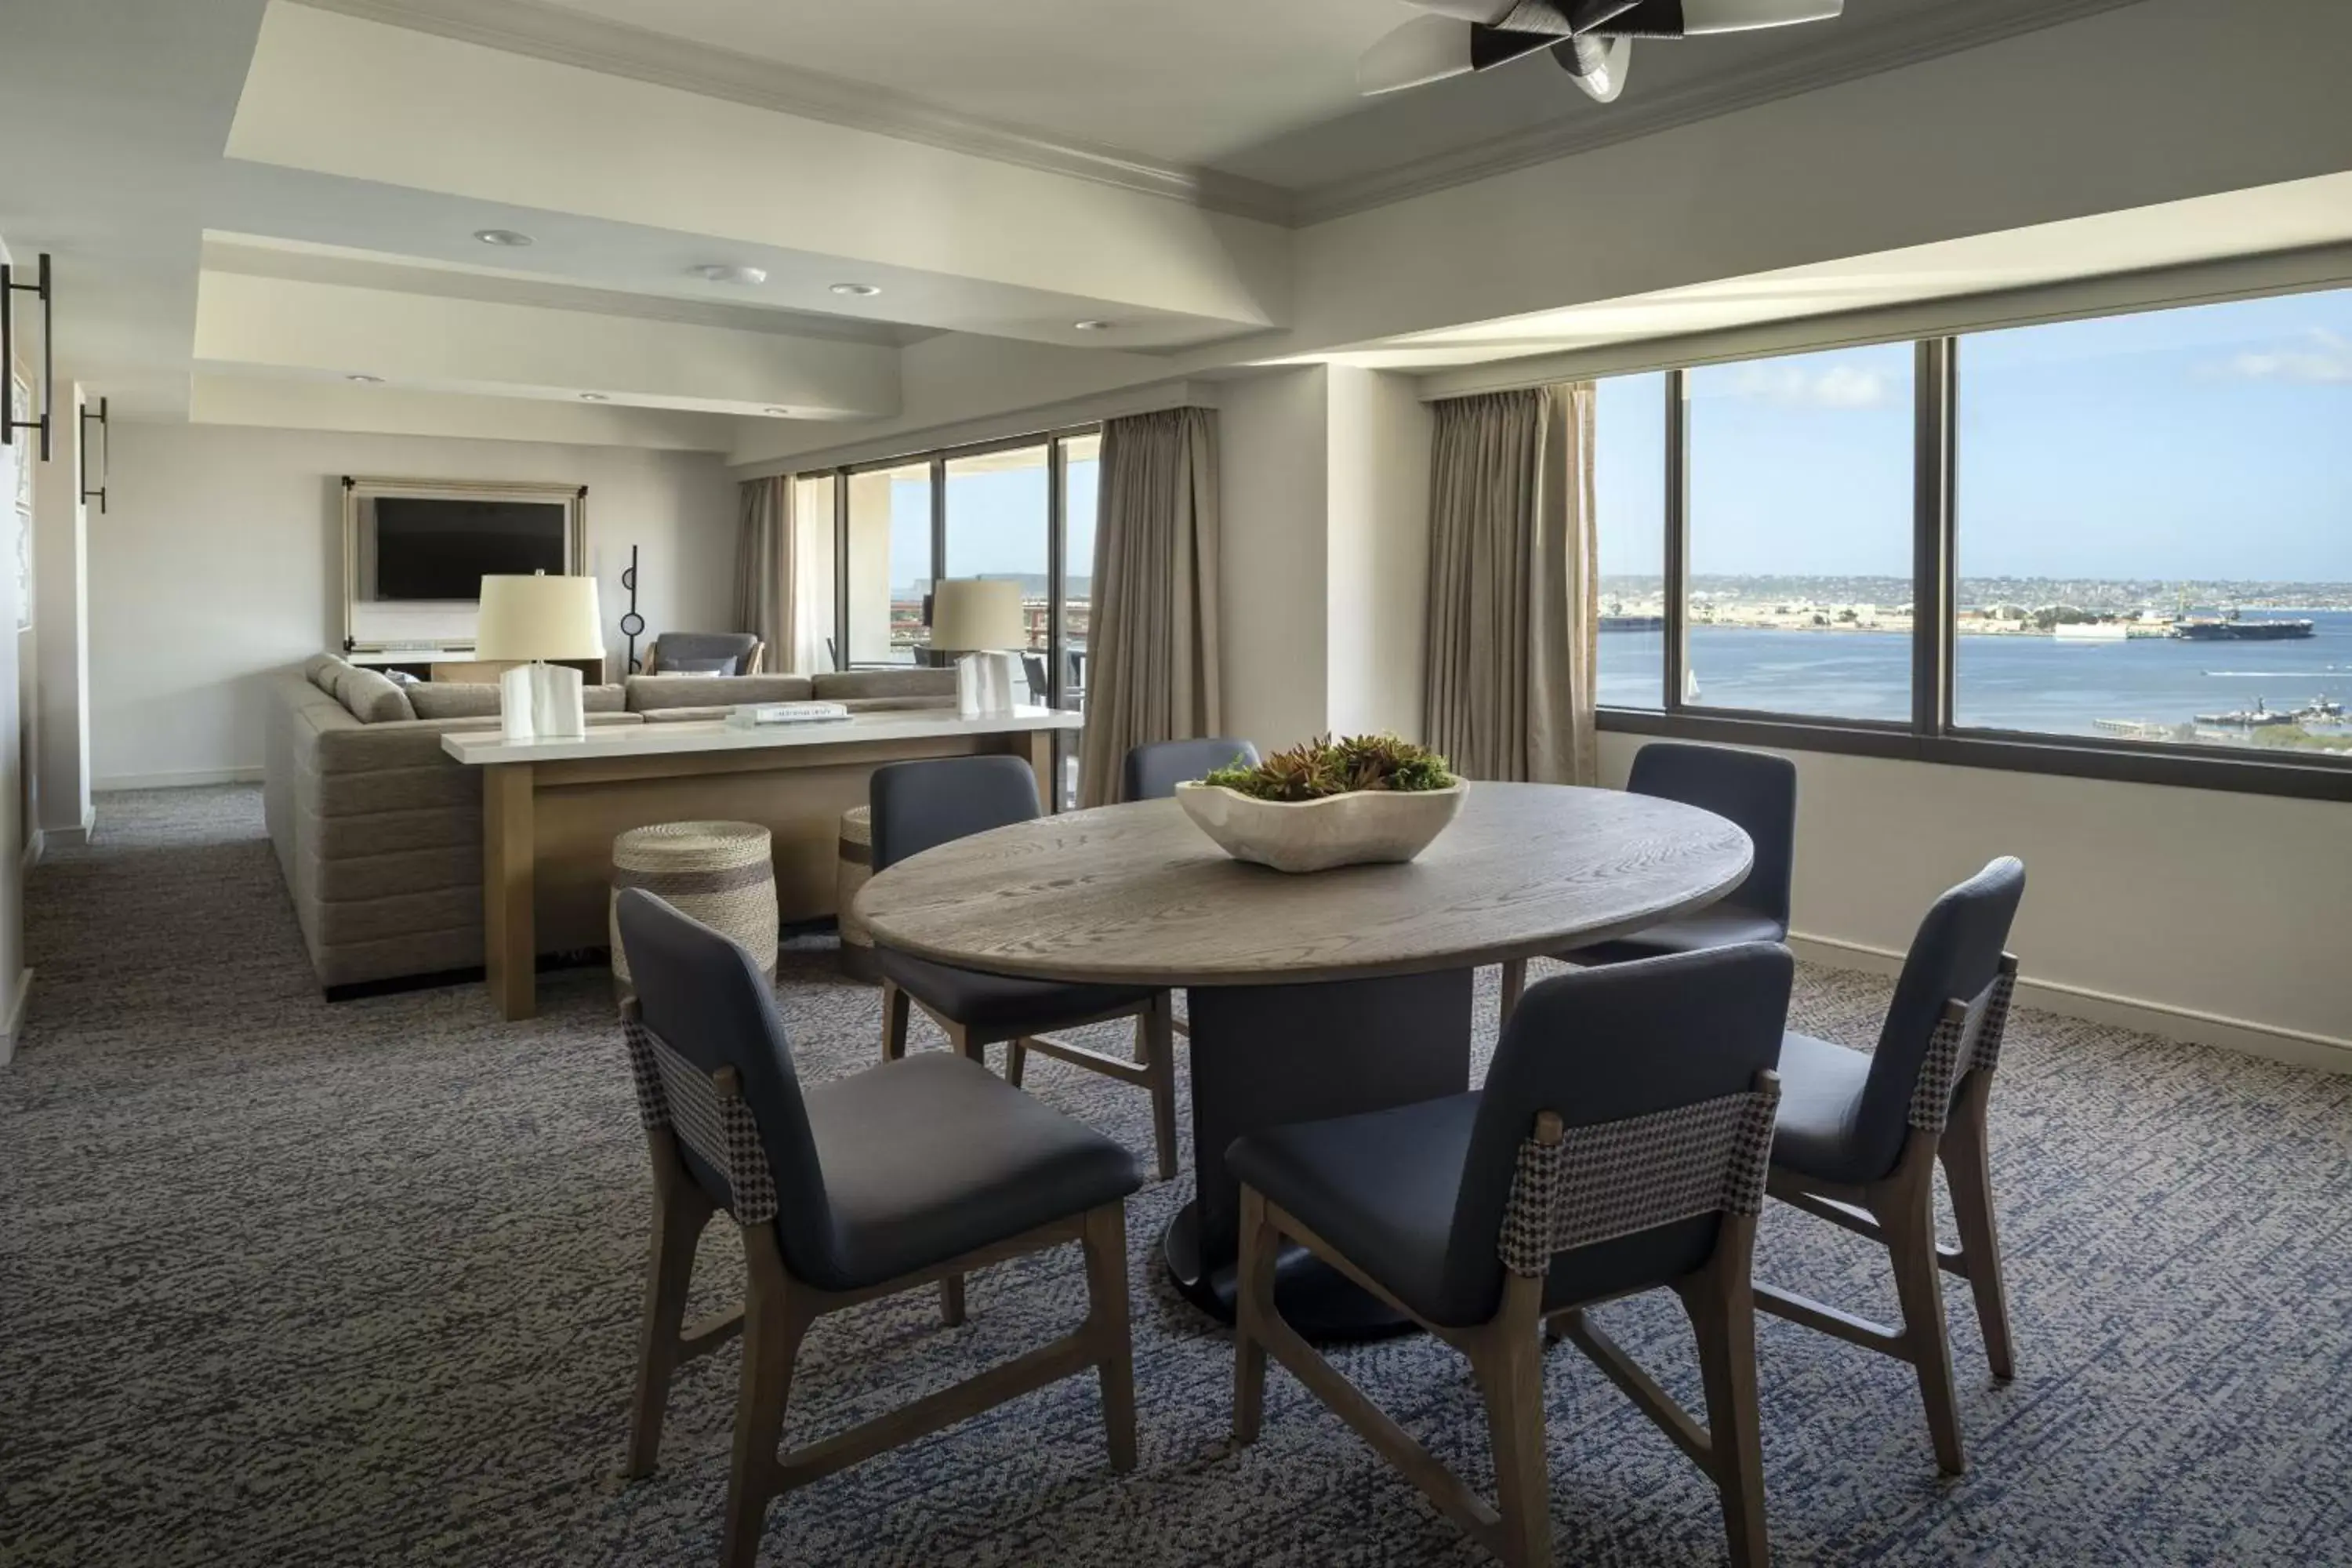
[
  {"left": 32, "top": 384, "right": 89, "bottom": 840},
  {"left": 1324, "top": 366, "right": 1431, "bottom": 741},
  {"left": 91, "top": 422, "right": 737, "bottom": 787},
  {"left": 1217, "top": 368, "right": 1330, "bottom": 748},
  {"left": 1218, "top": 366, "right": 1434, "bottom": 750},
  {"left": 1596, "top": 732, "right": 2352, "bottom": 1069},
  {"left": 0, "top": 229, "right": 31, "bottom": 1058}
]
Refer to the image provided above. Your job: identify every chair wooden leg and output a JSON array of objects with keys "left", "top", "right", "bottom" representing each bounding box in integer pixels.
[
  {"left": 1468, "top": 1283, "right": 1553, "bottom": 1568},
  {"left": 939, "top": 1275, "right": 967, "bottom": 1327},
  {"left": 1680, "top": 1227, "right": 1769, "bottom": 1568},
  {"left": 1141, "top": 995, "right": 1179, "bottom": 1182},
  {"left": 620, "top": 1167, "right": 713, "bottom": 1481},
  {"left": 880, "top": 979, "right": 911, "bottom": 1062},
  {"left": 1232, "top": 1185, "right": 1279, "bottom": 1446},
  {"left": 946, "top": 1022, "right": 982, "bottom": 1065},
  {"left": 1940, "top": 1071, "right": 2016, "bottom": 1382},
  {"left": 1006, "top": 1038, "right": 1027, "bottom": 1087},
  {"left": 1081, "top": 1203, "right": 1138, "bottom": 1473},
  {"left": 720, "top": 1259, "right": 812, "bottom": 1568},
  {"left": 1881, "top": 1160, "right": 1968, "bottom": 1475},
  {"left": 1498, "top": 958, "right": 1526, "bottom": 1025}
]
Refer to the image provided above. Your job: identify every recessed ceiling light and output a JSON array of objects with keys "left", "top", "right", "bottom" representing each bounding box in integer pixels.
[
  {"left": 764, "top": 407, "right": 793, "bottom": 416},
  {"left": 692, "top": 263, "right": 768, "bottom": 285},
  {"left": 474, "top": 228, "right": 535, "bottom": 247},
  {"left": 1073, "top": 319, "right": 1114, "bottom": 332},
  {"left": 579, "top": 392, "right": 610, "bottom": 402},
  {"left": 346, "top": 373, "right": 384, "bottom": 384},
  {"left": 830, "top": 282, "right": 880, "bottom": 297}
]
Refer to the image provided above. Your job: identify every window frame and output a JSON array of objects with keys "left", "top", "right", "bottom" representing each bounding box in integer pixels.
[
  {"left": 810, "top": 423, "right": 1100, "bottom": 714},
  {"left": 1602, "top": 311, "right": 2352, "bottom": 804}
]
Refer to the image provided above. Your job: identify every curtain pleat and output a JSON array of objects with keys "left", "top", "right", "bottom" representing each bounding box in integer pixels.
[
  {"left": 735, "top": 475, "right": 793, "bottom": 673},
  {"left": 1076, "top": 407, "right": 1222, "bottom": 807},
  {"left": 1421, "top": 384, "right": 1598, "bottom": 784}
]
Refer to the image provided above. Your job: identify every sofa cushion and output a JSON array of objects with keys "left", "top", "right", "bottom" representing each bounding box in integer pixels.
[
  {"left": 336, "top": 666, "right": 417, "bottom": 724},
  {"left": 813, "top": 668, "right": 957, "bottom": 702},
  {"left": 408, "top": 681, "right": 625, "bottom": 720},
  {"left": 625, "top": 674, "right": 814, "bottom": 713},
  {"left": 303, "top": 653, "right": 348, "bottom": 693}
]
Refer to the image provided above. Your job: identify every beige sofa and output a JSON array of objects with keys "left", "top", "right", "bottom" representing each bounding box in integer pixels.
[{"left": 264, "top": 655, "right": 956, "bottom": 995}]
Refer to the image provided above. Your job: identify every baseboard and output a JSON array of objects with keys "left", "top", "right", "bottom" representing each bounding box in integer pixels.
[
  {"left": 94, "top": 767, "right": 263, "bottom": 791},
  {"left": 0, "top": 968, "right": 32, "bottom": 1066},
  {"left": 18, "top": 828, "right": 41, "bottom": 874},
  {"left": 43, "top": 804, "right": 97, "bottom": 848},
  {"left": 1788, "top": 930, "right": 2352, "bottom": 1076}
]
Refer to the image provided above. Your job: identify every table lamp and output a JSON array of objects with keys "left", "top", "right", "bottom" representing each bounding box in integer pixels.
[
  {"left": 928, "top": 578, "right": 1025, "bottom": 654},
  {"left": 475, "top": 572, "right": 605, "bottom": 742},
  {"left": 929, "top": 579, "right": 1026, "bottom": 718}
]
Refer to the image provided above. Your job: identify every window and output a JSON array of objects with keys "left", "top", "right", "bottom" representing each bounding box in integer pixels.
[
  {"left": 845, "top": 460, "right": 931, "bottom": 665},
  {"left": 1682, "top": 343, "right": 1916, "bottom": 723},
  {"left": 945, "top": 443, "right": 1051, "bottom": 677},
  {"left": 1954, "top": 292, "right": 2352, "bottom": 758},
  {"left": 1594, "top": 372, "right": 1668, "bottom": 710}
]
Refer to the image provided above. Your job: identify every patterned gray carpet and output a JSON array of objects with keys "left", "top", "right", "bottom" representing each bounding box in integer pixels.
[{"left": 3, "top": 786, "right": 2349, "bottom": 1566}]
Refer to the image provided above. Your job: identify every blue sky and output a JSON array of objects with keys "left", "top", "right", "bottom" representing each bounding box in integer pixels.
[
  {"left": 885, "top": 455, "right": 1099, "bottom": 595},
  {"left": 1599, "top": 288, "right": 2352, "bottom": 582},
  {"left": 885, "top": 289, "right": 2352, "bottom": 591}
]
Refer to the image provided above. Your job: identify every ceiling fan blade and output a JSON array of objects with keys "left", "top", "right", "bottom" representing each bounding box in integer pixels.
[
  {"left": 1552, "top": 34, "right": 1634, "bottom": 101},
  {"left": 1359, "top": 16, "right": 1557, "bottom": 94}
]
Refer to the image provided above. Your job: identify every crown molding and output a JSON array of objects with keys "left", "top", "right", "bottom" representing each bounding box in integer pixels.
[
  {"left": 288, "top": 0, "right": 1297, "bottom": 227},
  {"left": 1289, "top": 0, "right": 2154, "bottom": 226}
]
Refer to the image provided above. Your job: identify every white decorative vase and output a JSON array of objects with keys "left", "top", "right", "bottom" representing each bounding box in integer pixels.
[{"left": 1174, "top": 781, "right": 1467, "bottom": 874}]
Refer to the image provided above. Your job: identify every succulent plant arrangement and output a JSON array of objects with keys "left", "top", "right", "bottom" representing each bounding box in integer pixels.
[{"left": 1199, "top": 734, "right": 1458, "bottom": 802}]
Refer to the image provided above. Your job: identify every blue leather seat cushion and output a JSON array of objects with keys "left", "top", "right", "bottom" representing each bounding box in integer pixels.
[
  {"left": 1228, "top": 1092, "right": 1719, "bottom": 1328},
  {"left": 1565, "top": 909, "right": 1789, "bottom": 968},
  {"left": 804, "top": 1051, "right": 1142, "bottom": 1287},
  {"left": 876, "top": 947, "right": 1155, "bottom": 1032}
]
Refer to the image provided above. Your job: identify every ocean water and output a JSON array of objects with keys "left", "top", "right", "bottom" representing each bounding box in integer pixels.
[{"left": 1595, "top": 608, "right": 2352, "bottom": 737}]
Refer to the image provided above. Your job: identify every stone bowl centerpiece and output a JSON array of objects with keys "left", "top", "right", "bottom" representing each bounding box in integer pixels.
[{"left": 1173, "top": 734, "right": 1465, "bottom": 874}]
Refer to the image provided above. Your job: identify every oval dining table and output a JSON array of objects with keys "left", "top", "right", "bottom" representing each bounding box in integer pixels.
[{"left": 855, "top": 780, "right": 1754, "bottom": 1339}]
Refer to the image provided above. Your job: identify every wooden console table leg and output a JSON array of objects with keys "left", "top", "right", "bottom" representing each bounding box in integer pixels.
[
  {"left": 483, "top": 762, "right": 537, "bottom": 1020},
  {"left": 1018, "top": 729, "right": 1058, "bottom": 813}
]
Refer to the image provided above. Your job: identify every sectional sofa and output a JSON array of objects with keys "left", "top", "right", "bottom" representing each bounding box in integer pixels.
[{"left": 263, "top": 655, "right": 956, "bottom": 994}]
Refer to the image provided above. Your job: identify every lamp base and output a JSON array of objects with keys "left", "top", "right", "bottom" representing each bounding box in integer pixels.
[{"left": 499, "top": 660, "right": 586, "bottom": 741}]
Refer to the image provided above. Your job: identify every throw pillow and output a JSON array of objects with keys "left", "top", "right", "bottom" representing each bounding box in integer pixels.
[{"left": 338, "top": 666, "right": 418, "bottom": 724}]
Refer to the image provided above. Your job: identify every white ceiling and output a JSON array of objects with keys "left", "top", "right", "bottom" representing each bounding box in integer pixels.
[{"left": 526, "top": 0, "right": 1395, "bottom": 169}]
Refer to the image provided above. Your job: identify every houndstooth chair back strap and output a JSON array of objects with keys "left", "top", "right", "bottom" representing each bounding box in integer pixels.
[
  {"left": 1497, "top": 1078, "right": 1780, "bottom": 1279},
  {"left": 1907, "top": 953, "right": 2020, "bottom": 1134},
  {"left": 619, "top": 1009, "right": 779, "bottom": 1225}
]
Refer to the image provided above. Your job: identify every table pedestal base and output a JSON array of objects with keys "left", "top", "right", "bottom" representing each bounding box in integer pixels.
[{"left": 1163, "top": 967, "right": 1474, "bottom": 1341}]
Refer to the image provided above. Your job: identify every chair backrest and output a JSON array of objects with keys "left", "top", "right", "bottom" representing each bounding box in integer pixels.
[
  {"left": 1436, "top": 943, "right": 1795, "bottom": 1325},
  {"left": 1849, "top": 856, "right": 2026, "bottom": 1178},
  {"left": 614, "top": 889, "right": 845, "bottom": 1284},
  {"left": 1122, "top": 738, "right": 1261, "bottom": 802},
  {"left": 868, "top": 755, "right": 1040, "bottom": 873},
  {"left": 653, "top": 631, "right": 762, "bottom": 674},
  {"left": 1626, "top": 742, "right": 1797, "bottom": 926}
]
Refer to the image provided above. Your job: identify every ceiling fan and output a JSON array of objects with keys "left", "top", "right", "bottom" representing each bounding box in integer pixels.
[{"left": 1359, "top": 0, "right": 1846, "bottom": 104}]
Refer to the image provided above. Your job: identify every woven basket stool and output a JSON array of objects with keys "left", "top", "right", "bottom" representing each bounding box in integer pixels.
[
  {"left": 611, "top": 821, "right": 778, "bottom": 987},
  {"left": 836, "top": 805, "right": 879, "bottom": 982}
]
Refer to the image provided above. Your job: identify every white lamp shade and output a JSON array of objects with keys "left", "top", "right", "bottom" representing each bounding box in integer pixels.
[
  {"left": 929, "top": 579, "right": 1025, "bottom": 651},
  {"left": 474, "top": 573, "right": 606, "bottom": 661}
]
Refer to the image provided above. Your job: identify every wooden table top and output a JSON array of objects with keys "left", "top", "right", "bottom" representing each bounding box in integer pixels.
[{"left": 855, "top": 782, "right": 1754, "bottom": 987}]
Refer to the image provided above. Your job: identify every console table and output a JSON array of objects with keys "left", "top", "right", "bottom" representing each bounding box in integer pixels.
[{"left": 442, "top": 708, "right": 1083, "bottom": 1018}]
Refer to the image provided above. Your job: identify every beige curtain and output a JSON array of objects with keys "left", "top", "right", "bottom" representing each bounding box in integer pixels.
[
  {"left": 1077, "top": 407, "right": 1222, "bottom": 807},
  {"left": 1421, "top": 383, "right": 1598, "bottom": 785},
  {"left": 735, "top": 475, "right": 793, "bottom": 673}
]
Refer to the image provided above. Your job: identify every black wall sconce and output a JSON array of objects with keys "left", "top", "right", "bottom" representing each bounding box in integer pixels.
[
  {"left": 2, "top": 252, "right": 53, "bottom": 461},
  {"left": 80, "top": 395, "right": 107, "bottom": 514}
]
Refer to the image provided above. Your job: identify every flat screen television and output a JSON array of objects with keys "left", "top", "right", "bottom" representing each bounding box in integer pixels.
[{"left": 368, "top": 499, "right": 570, "bottom": 601}]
